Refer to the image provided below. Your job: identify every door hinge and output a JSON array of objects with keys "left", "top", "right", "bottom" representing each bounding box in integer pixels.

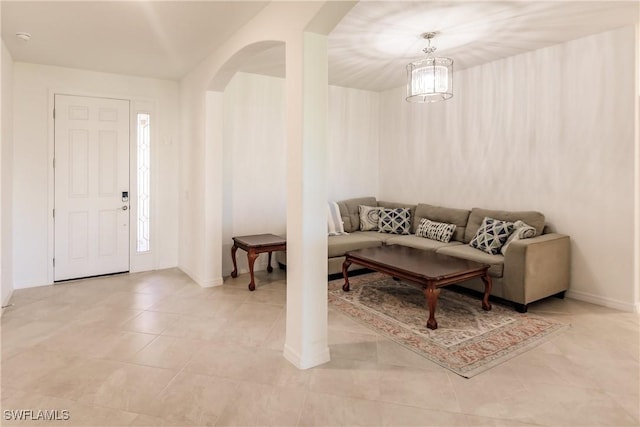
[
  {"left": 53, "top": 258, "right": 55, "bottom": 267},
  {"left": 53, "top": 108, "right": 56, "bottom": 119},
  {"left": 52, "top": 209, "right": 55, "bottom": 218},
  {"left": 53, "top": 158, "right": 55, "bottom": 168}
]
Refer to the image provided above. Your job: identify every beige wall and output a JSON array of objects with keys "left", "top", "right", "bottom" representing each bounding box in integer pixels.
[
  {"left": 1, "top": 40, "right": 14, "bottom": 305},
  {"left": 11, "top": 63, "right": 180, "bottom": 288},
  {"left": 379, "top": 26, "right": 637, "bottom": 311}
]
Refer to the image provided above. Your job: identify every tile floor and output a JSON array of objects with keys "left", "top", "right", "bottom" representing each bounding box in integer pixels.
[{"left": 1, "top": 268, "right": 638, "bottom": 426}]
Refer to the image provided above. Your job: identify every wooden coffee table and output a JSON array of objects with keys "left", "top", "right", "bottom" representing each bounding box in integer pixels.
[
  {"left": 231, "top": 234, "right": 286, "bottom": 291},
  {"left": 342, "top": 245, "right": 492, "bottom": 330}
]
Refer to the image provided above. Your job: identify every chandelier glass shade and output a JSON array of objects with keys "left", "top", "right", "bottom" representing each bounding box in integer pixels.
[{"left": 406, "top": 33, "right": 453, "bottom": 103}]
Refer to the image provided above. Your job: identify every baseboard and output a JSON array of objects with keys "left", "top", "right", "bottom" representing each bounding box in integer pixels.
[
  {"left": 178, "top": 266, "right": 223, "bottom": 288},
  {"left": 283, "top": 343, "right": 331, "bottom": 370},
  {"left": 1, "top": 289, "right": 14, "bottom": 317},
  {"left": 566, "top": 289, "right": 638, "bottom": 313}
]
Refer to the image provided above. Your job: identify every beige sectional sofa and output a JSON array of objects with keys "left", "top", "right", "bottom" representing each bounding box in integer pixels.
[{"left": 278, "top": 196, "right": 571, "bottom": 312}]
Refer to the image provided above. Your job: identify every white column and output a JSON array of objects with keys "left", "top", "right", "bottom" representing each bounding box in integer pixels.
[
  {"left": 202, "top": 91, "right": 224, "bottom": 287},
  {"left": 283, "top": 32, "right": 330, "bottom": 369}
]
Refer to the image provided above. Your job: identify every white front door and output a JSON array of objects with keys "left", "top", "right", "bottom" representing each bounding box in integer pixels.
[{"left": 54, "top": 94, "right": 130, "bottom": 281}]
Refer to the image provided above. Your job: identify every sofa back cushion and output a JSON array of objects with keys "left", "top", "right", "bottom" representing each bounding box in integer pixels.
[
  {"left": 337, "top": 197, "right": 377, "bottom": 232},
  {"left": 413, "top": 204, "right": 470, "bottom": 242},
  {"left": 464, "top": 207, "right": 545, "bottom": 243}
]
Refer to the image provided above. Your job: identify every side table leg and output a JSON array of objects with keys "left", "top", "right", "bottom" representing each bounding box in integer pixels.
[
  {"left": 425, "top": 284, "right": 441, "bottom": 330},
  {"left": 247, "top": 250, "right": 259, "bottom": 291},
  {"left": 230, "top": 244, "right": 239, "bottom": 278},
  {"left": 481, "top": 274, "right": 493, "bottom": 311},
  {"left": 267, "top": 251, "right": 273, "bottom": 273},
  {"left": 342, "top": 260, "right": 352, "bottom": 292}
]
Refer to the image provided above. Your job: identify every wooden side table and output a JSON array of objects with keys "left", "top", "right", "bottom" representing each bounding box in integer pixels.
[{"left": 230, "top": 234, "right": 286, "bottom": 291}]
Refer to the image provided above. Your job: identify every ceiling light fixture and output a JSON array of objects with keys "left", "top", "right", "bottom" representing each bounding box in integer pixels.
[
  {"left": 406, "top": 32, "right": 453, "bottom": 103},
  {"left": 15, "top": 32, "right": 31, "bottom": 42}
]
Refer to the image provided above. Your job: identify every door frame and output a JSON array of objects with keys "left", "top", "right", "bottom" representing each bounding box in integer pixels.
[{"left": 47, "top": 89, "right": 158, "bottom": 284}]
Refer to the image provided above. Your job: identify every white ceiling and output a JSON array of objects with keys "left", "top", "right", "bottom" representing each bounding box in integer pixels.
[
  {"left": 1, "top": 1, "right": 269, "bottom": 80},
  {"left": 2, "top": 1, "right": 638, "bottom": 91},
  {"left": 329, "top": 1, "right": 640, "bottom": 91}
]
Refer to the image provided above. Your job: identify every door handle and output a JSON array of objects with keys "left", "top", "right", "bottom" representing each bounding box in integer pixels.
[{"left": 122, "top": 206, "right": 128, "bottom": 211}]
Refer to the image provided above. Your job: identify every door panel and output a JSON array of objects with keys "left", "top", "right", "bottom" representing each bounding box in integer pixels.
[{"left": 54, "top": 94, "right": 130, "bottom": 281}]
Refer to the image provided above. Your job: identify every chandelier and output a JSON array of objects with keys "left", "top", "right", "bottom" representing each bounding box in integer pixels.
[{"left": 406, "top": 32, "right": 453, "bottom": 103}]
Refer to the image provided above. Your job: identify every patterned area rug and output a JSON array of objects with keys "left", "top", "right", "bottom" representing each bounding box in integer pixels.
[{"left": 328, "top": 273, "right": 569, "bottom": 378}]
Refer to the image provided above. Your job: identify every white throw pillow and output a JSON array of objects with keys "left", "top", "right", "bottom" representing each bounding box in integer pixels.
[
  {"left": 359, "top": 205, "right": 381, "bottom": 231},
  {"left": 328, "top": 202, "right": 347, "bottom": 236},
  {"left": 501, "top": 220, "right": 537, "bottom": 255}
]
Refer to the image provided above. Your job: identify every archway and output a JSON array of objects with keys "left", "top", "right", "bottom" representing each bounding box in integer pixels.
[{"left": 202, "top": 34, "right": 331, "bottom": 369}]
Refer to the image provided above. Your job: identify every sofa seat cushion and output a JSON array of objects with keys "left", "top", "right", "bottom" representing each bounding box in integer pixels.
[
  {"left": 357, "top": 231, "right": 395, "bottom": 244},
  {"left": 436, "top": 245, "right": 504, "bottom": 277},
  {"left": 328, "top": 233, "right": 383, "bottom": 258},
  {"left": 386, "top": 235, "right": 462, "bottom": 252}
]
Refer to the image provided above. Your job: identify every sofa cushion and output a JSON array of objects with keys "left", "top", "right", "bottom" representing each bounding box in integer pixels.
[
  {"left": 464, "top": 207, "right": 545, "bottom": 243},
  {"left": 337, "top": 197, "right": 377, "bottom": 233},
  {"left": 469, "top": 217, "right": 514, "bottom": 255},
  {"left": 415, "top": 219, "right": 456, "bottom": 243},
  {"left": 378, "top": 208, "right": 412, "bottom": 235},
  {"left": 328, "top": 233, "right": 383, "bottom": 258},
  {"left": 357, "top": 231, "right": 395, "bottom": 244},
  {"left": 387, "top": 235, "right": 462, "bottom": 251},
  {"left": 413, "top": 203, "right": 470, "bottom": 242},
  {"left": 436, "top": 245, "right": 505, "bottom": 277},
  {"left": 377, "top": 201, "right": 416, "bottom": 226},
  {"left": 501, "top": 220, "right": 537, "bottom": 255},
  {"left": 359, "top": 205, "right": 381, "bottom": 231}
]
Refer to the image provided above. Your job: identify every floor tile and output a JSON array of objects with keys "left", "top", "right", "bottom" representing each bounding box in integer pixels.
[
  {"left": 122, "top": 310, "right": 182, "bottom": 334},
  {"left": 144, "top": 371, "right": 239, "bottom": 425},
  {"left": 128, "top": 335, "right": 206, "bottom": 370},
  {"left": 212, "top": 302, "right": 284, "bottom": 347},
  {"left": 77, "top": 362, "right": 178, "bottom": 414},
  {"left": 2, "top": 268, "right": 639, "bottom": 427},
  {"left": 328, "top": 328, "right": 379, "bottom": 362},
  {"left": 215, "top": 381, "right": 306, "bottom": 426},
  {"left": 185, "top": 341, "right": 311, "bottom": 389}
]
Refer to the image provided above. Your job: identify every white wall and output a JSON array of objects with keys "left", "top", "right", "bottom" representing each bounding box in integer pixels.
[
  {"left": 328, "top": 85, "right": 379, "bottom": 201},
  {"left": 1, "top": 41, "right": 14, "bottom": 306},
  {"left": 221, "top": 72, "right": 287, "bottom": 275},
  {"left": 12, "top": 63, "right": 180, "bottom": 288},
  {"left": 219, "top": 72, "right": 380, "bottom": 276},
  {"left": 379, "top": 26, "right": 637, "bottom": 311}
]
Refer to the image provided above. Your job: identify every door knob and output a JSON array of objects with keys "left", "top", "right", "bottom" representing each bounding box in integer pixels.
[{"left": 122, "top": 206, "right": 128, "bottom": 211}]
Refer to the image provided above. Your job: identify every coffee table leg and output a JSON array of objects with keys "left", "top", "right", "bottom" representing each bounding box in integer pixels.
[
  {"left": 247, "top": 250, "right": 258, "bottom": 291},
  {"left": 342, "top": 260, "right": 352, "bottom": 292},
  {"left": 267, "top": 251, "right": 274, "bottom": 273},
  {"left": 481, "top": 274, "right": 492, "bottom": 311},
  {"left": 230, "top": 244, "right": 239, "bottom": 278},
  {"left": 425, "top": 284, "right": 440, "bottom": 330}
]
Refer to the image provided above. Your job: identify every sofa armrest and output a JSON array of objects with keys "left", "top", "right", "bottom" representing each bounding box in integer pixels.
[{"left": 503, "top": 233, "right": 570, "bottom": 304}]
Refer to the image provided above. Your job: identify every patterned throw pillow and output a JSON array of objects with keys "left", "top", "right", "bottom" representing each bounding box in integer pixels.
[
  {"left": 359, "top": 205, "right": 381, "bottom": 231},
  {"left": 378, "top": 208, "right": 411, "bottom": 235},
  {"left": 416, "top": 218, "right": 456, "bottom": 243},
  {"left": 501, "top": 220, "right": 537, "bottom": 255},
  {"left": 469, "top": 217, "right": 514, "bottom": 255},
  {"left": 328, "top": 202, "right": 347, "bottom": 236}
]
